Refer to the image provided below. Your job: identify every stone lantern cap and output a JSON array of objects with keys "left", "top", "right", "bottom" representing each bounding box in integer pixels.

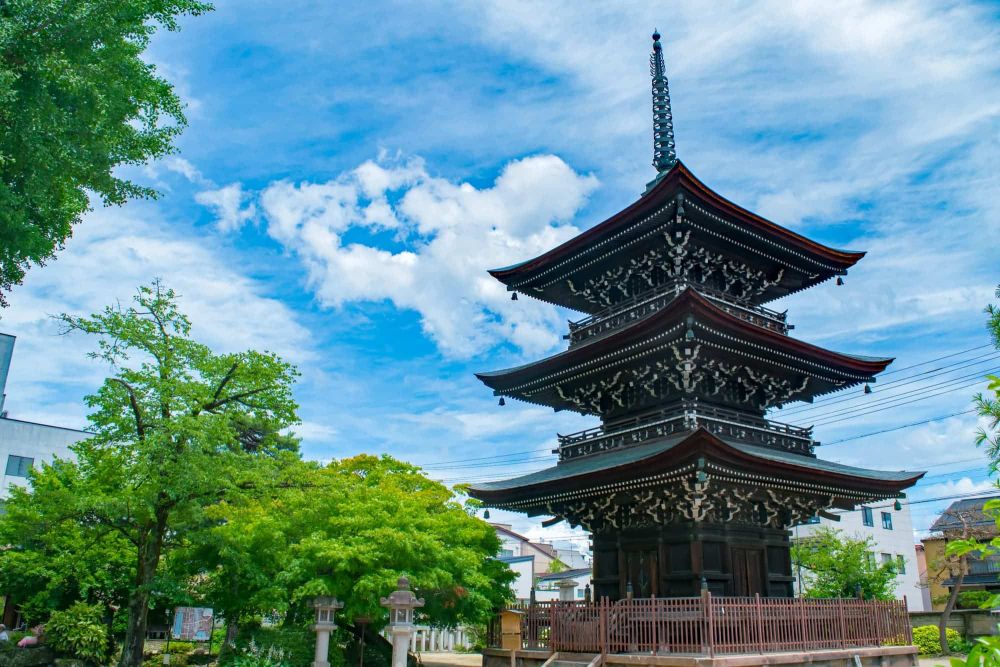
[
  {"left": 312, "top": 596, "right": 345, "bottom": 610},
  {"left": 380, "top": 576, "right": 426, "bottom": 610}
]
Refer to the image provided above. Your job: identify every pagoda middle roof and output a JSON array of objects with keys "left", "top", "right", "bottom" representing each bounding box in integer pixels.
[
  {"left": 477, "top": 287, "right": 892, "bottom": 405},
  {"left": 489, "top": 161, "right": 865, "bottom": 311}
]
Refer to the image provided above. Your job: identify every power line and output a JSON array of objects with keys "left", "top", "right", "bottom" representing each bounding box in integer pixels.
[
  {"left": 821, "top": 409, "right": 978, "bottom": 445},
  {"left": 777, "top": 352, "right": 999, "bottom": 418},
  {"left": 880, "top": 344, "right": 993, "bottom": 376}
]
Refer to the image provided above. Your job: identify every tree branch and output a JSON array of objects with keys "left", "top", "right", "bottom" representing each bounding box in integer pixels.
[
  {"left": 110, "top": 378, "right": 146, "bottom": 440},
  {"left": 202, "top": 386, "right": 269, "bottom": 413}
]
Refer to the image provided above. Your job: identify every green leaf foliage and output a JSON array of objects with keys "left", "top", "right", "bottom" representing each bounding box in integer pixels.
[
  {"left": 975, "top": 286, "right": 1000, "bottom": 461},
  {"left": 791, "top": 527, "right": 899, "bottom": 600},
  {"left": 0, "top": 0, "right": 212, "bottom": 305},
  {"left": 45, "top": 602, "right": 109, "bottom": 664},
  {"left": 0, "top": 281, "right": 301, "bottom": 667},
  {"left": 176, "top": 454, "right": 515, "bottom": 630},
  {"left": 914, "top": 625, "right": 962, "bottom": 656}
]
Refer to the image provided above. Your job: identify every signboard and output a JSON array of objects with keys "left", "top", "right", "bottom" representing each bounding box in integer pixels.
[{"left": 172, "top": 607, "right": 214, "bottom": 641}]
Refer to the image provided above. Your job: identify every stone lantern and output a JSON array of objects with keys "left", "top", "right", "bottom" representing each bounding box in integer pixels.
[
  {"left": 311, "top": 596, "right": 344, "bottom": 667},
  {"left": 380, "top": 576, "right": 425, "bottom": 667}
]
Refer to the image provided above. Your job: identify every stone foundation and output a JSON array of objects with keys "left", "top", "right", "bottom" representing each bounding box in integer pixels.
[{"left": 482, "top": 646, "right": 919, "bottom": 667}]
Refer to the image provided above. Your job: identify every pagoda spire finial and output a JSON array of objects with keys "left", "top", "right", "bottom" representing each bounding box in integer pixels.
[{"left": 650, "top": 29, "right": 677, "bottom": 172}]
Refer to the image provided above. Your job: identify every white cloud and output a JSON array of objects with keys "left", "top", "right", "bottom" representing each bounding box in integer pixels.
[
  {"left": 0, "top": 202, "right": 312, "bottom": 427},
  {"left": 196, "top": 183, "right": 257, "bottom": 232},
  {"left": 918, "top": 476, "right": 997, "bottom": 499},
  {"left": 245, "top": 154, "right": 598, "bottom": 358}
]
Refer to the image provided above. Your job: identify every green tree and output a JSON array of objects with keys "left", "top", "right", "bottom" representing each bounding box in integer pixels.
[
  {"left": 975, "top": 286, "right": 1000, "bottom": 460},
  {"left": 791, "top": 527, "right": 899, "bottom": 600},
  {"left": 48, "top": 280, "right": 299, "bottom": 667},
  {"left": 176, "top": 455, "right": 514, "bottom": 633},
  {"left": 0, "top": 458, "right": 133, "bottom": 646},
  {"left": 0, "top": 0, "right": 211, "bottom": 305}
]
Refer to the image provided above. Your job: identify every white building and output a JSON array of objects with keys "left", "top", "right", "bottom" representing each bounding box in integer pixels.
[
  {"left": 498, "top": 555, "right": 535, "bottom": 602},
  {"left": 0, "top": 333, "right": 86, "bottom": 499},
  {"left": 792, "top": 500, "right": 923, "bottom": 611},
  {"left": 533, "top": 567, "right": 593, "bottom": 602}
]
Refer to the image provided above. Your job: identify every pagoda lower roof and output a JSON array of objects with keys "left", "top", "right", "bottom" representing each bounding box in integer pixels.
[
  {"left": 467, "top": 428, "right": 923, "bottom": 509},
  {"left": 488, "top": 161, "right": 865, "bottom": 312},
  {"left": 476, "top": 287, "right": 892, "bottom": 411}
]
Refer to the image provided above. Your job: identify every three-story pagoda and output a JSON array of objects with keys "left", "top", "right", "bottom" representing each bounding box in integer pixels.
[{"left": 468, "top": 32, "right": 923, "bottom": 600}]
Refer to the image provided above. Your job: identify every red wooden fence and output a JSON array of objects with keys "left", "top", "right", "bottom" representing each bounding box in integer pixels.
[{"left": 489, "top": 593, "right": 911, "bottom": 656}]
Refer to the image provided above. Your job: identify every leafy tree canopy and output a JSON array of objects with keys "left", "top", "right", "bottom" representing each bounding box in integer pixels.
[
  {"left": 0, "top": 0, "right": 211, "bottom": 304},
  {"left": 175, "top": 454, "right": 514, "bottom": 631},
  {"left": 791, "top": 527, "right": 899, "bottom": 600}
]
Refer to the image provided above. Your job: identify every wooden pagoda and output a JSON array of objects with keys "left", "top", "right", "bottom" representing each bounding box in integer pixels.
[{"left": 468, "top": 32, "right": 923, "bottom": 601}]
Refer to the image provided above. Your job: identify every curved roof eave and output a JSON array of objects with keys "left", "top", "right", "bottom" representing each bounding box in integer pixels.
[
  {"left": 487, "top": 161, "right": 866, "bottom": 285},
  {"left": 468, "top": 428, "right": 923, "bottom": 501},
  {"left": 476, "top": 287, "right": 892, "bottom": 390}
]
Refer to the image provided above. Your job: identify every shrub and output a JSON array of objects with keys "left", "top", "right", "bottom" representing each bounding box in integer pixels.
[
  {"left": 45, "top": 602, "right": 108, "bottom": 665},
  {"left": 912, "top": 624, "right": 963, "bottom": 655},
  {"left": 958, "top": 590, "right": 994, "bottom": 609},
  {"left": 219, "top": 627, "right": 316, "bottom": 667}
]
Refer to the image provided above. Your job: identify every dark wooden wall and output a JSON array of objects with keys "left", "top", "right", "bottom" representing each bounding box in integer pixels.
[{"left": 591, "top": 521, "right": 794, "bottom": 600}]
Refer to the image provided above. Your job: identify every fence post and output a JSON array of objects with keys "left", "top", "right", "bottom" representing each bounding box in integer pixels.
[
  {"left": 701, "top": 588, "right": 715, "bottom": 657},
  {"left": 550, "top": 602, "right": 556, "bottom": 651},
  {"left": 798, "top": 596, "right": 808, "bottom": 651},
  {"left": 837, "top": 598, "right": 847, "bottom": 649},
  {"left": 903, "top": 597, "right": 912, "bottom": 645},
  {"left": 754, "top": 593, "right": 764, "bottom": 653},
  {"left": 599, "top": 598, "right": 608, "bottom": 658}
]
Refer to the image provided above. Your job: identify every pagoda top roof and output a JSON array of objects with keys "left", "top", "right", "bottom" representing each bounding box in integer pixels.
[
  {"left": 489, "top": 161, "right": 865, "bottom": 301},
  {"left": 468, "top": 428, "right": 923, "bottom": 505},
  {"left": 477, "top": 287, "right": 892, "bottom": 406}
]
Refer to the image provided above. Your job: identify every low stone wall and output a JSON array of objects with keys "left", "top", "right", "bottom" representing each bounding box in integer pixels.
[
  {"left": 482, "top": 646, "right": 918, "bottom": 667},
  {"left": 910, "top": 610, "right": 1000, "bottom": 638}
]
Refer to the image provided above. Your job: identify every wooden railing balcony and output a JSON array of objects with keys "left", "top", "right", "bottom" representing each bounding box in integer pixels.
[
  {"left": 556, "top": 402, "right": 815, "bottom": 460},
  {"left": 565, "top": 281, "right": 790, "bottom": 347},
  {"left": 487, "top": 594, "right": 912, "bottom": 657}
]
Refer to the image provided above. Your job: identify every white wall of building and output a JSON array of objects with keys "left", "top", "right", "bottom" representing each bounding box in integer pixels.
[
  {"left": 499, "top": 556, "right": 535, "bottom": 602},
  {"left": 0, "top": 417, "right": 86, "bottom": 498},
  {"left": 793, "top": 501, "right": 923, "bottom": 611},
  {"left": 0, "top": 333, "right": 88, "bottom": 499}
]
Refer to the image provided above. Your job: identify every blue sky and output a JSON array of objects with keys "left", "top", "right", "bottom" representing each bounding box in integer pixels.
[{"left": 2, "top": 1, "right": 1000, "bottom": 545}]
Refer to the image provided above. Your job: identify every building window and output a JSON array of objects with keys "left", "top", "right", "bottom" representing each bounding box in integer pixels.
[
  {"left": 881, "top": 553, "right": 892, "bottom": 565},
  {"left": 866, "top": 552, "right": 876, "bottom": 568},
  {"left": 882, "top": 512, "right": 893, "bottom": 530},
  {"left": 896, "top": 555, "right": 906, "bottom": 574},
  {"left": 576, "top": 589, "right": 585, "bottom": 598},
  {"left": 862, "top": 507, "right": 873, "bottom": 527},
  {"left": 4, "top": 455, "right": 32, "bottom": 478},
  {"left": 500, "top": 549, "right": 514, "bottom": 558}
]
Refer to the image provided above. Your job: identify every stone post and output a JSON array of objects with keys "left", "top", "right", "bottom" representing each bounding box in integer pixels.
[
  {"left": 381, "top": 577, "right": 425, "bottom": 667},
  {"left": 558, "top": 579, "right": 579, "bottom": 602},
  {"left": 310, "top": 596, "right": 344, "bottom": 667}
]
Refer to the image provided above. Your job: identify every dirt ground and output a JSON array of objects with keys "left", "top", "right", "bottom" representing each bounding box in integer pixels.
[{"left": 417, "top": 652, "right": 483, "bottom": 667}]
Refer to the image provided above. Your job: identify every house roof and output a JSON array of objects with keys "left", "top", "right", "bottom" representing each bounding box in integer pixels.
[
  {"left": 492, "top": 523, "right": 558, "bottom": 557},
  {"left": 930, "top": 495, "right": 1000, "bottom": 534},
  {"left": 536, "top": 568, "right": 592, "bottom": 582},
  {"left": 497, "top": 555, "right": 535, "bottom": 565}
]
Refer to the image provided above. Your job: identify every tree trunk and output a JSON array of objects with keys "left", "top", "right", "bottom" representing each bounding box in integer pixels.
[
  {"left": 939, "top": 558, "right": 966, "bottom": 654},
  {"left": 119, "top": 512, "right": 168, "bottom": 667}
]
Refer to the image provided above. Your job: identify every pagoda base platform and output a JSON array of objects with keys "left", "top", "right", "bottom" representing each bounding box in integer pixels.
[{"left": 482, "top": 646, "right": 918, "bottom": 667}]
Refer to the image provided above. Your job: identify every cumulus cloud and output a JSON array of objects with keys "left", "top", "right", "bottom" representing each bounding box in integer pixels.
[
  {"left": 0, "top": 203, "right": 312, "bottom": 427},
  {"left": 196, "top": 183, "right": 257, "bottom": 232},
  {"left": 235, "top": 154, "right": 598, "bottom": 358}
]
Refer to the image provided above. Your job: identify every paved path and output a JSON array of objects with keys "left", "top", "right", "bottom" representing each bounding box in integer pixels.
[{"left": 418, "top": 652, "right": 483, "bottom": 667}]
